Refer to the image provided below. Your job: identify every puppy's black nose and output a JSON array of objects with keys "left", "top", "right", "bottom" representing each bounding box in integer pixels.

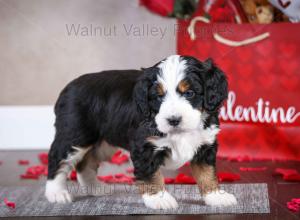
[{"left": 167, "top": 116, "right": 182, "bottom": 127}]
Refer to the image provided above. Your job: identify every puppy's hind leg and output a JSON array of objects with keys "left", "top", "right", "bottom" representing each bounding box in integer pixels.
[
  {"left": 76, "top": 141, "right": 117, "bottom": 196},
  {"left": 45, "top": 139, "right": 75, "bottom": 203},
  {"left": 45, "top": 138, "right": 92, "bottom": 203}
]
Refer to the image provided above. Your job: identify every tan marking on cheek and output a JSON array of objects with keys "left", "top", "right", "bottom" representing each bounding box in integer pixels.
[
  {"left": 137, "top": 170, "right": 165, "bottom": 195},
  {"left": 156, "top": 83, "right": 165, "bottom": 97},
  {"left": 191, "top": 163, "right": 219, "bottom": 195},
  {"left": 178, "top": 80, "right": 190, "bottom": 93}
]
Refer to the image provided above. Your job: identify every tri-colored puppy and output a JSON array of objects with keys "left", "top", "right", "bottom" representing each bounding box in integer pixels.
[{"left": 45, "top": 55, "right": 237, "bottom": 209}]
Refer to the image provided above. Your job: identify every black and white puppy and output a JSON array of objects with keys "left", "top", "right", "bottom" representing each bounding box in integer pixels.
[{"left": 45, "top": 55, "right": 237, "bottom": 209}]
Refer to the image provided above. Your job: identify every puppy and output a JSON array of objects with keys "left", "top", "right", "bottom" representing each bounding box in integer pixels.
[{"left": 45, "top": 55, "right": 237, "bottom": 209}]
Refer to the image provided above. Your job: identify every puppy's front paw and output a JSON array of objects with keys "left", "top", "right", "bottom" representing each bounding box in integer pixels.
[
  {"left": 46, "top": 189, "right": 73, "bottom": 203},
  {"left": 45, "top": 180, "right": 73, "bottom": 203},
  {"left": 204, "top": 190, "right": 237, "bottom": 206},
  {"left": 142, "top": 191, "right": 178, "bottom": 210}
]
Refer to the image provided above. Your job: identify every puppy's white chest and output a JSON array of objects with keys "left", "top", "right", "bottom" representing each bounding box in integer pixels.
[
  {"left": 163, "top": 134, "right": 198, "bottom": 170},
  {"left": 150, "top": 125, "right": 220, "bottom": 170}
]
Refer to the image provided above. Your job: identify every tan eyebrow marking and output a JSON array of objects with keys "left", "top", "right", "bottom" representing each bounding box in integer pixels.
[
  {"left": 178, "top": 80, "right": 190, "bottom": 93},
  {"left": 156, "top": 82, "right": 165, "bottom": 96}
]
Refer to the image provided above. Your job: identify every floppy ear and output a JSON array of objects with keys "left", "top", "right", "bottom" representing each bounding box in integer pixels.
[
  {"left": 203, "top": 58, "right": 228, "bottom": 112},
  {"left": 133, "top": 67, "right": 157, "bottom": 118}
]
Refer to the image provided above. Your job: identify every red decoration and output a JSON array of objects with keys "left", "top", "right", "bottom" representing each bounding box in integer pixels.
[
  {"left": 240, "top": 167, "right": 267, "bottom": 171},
  {"left": 178, "top": 15, "right": 300, "bottom": 161},
  {"left": 287, "top": 198, "right": 300, "bottom": 212},
  {"left": 283, "top": 173, "right": 300, "bottom": 182},
  {"left": 273, "top": 168, "right": 300, "bottom": 182},
  {"left": 273, "top": 168, "right": 298, "bottom": 177},
  {"left": 139, "top": 0, "right": 174, "bottom": 17},
  {"left": 69, "top": 170, "right": 77, "bottom": 181},
  {"left": 98, "top": 175, "right": 114, "bottom": 182},
  {"left": 38, "top": 153, "right": 48, "bottom": 165},
  {"left": 209, "top": 0, "right": 236, "bottom": 23},
  {"left": 110, "top": 150, "right": 129, "bottom": 165},
  {"left": 20, "top": 174, "right": 39, "bottom": 180},
  {"left": 164, "top": 177, "right": 175, "bottom": 184},
  {"left": 4, "top": 198, "right": 16, "bottom": 209},
  {"left": 217, "top": 172, "right": 240, "bottom": 182},
  {"left": 174, "top": 173, "right": 196, "bottom": 184},
  {"left": 18, "top": 160, "right": 29, "bottom": 165},
  {"left": 20, "top": 165, "right": 47, "bottom": 179}
]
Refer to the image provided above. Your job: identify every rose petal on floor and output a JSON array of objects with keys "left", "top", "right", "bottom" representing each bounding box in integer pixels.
[
  {"left": 217, "top": 172, "right": 240, "bottom": 182},
  {"left": 4, "top": 198, "right": 16, "bottom": 209}
]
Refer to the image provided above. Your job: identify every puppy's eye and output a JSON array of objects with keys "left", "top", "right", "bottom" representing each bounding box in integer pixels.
[{"left": 183, "top": 90, "right": 195, "bottom": 99}]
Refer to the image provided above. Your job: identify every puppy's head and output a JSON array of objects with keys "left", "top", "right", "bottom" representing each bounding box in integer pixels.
[{"left": 134, "top": 55, "right": 228, "bottom": 133}]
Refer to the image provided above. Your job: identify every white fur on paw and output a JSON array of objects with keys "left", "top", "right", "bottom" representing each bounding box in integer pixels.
[
  {"left": 45, "top": 180, "right": 73, "bottom": 203},
  {"left": 142, "top": 191, "right": 178, "bottom": 210},
  {"left": 204, "top": 190, "right": 237, "bottom": 206}
]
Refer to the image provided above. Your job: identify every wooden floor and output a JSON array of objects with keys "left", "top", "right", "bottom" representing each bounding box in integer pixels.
[{"left": 0, "top": 150, "right": 299, "bottom": 220}]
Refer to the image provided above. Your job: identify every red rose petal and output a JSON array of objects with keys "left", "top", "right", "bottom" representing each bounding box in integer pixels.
[
  {"left": 20, "top": 173, "right": 39, "bottom": 179},
  {"left": 113, "top": 150, "right": 122, "bottom": 157},
  {"left": 287, "top": 198, "right": 300, "bottom": 212},
  {"left": 98, "top": 174, "right": 134, "bottom": 184},
  {"left": 18, "top": 160, "right": 30, "bottom": 165},
  {"left": 126, "top": 167, "right": 134, "bottom": 174},
  {"left": 273, "top": 168, "right": 298, "bottom": 177},
  {"left": 239, "top": 167, "right": 267, "bottom": 171},
  {"left": 20, "top": 165, "right": 47, "bottom": 180},
  {"left": 4, "top": 198, "right": 15, "bottom": 209},
  {"left": 174, "top": 173, "right": 196, "bottom": 184},
  {"left": 98, "top": 175, "right": 114, "bottom": 182},
  {"left": 283, "top": 173, "right": 300, "bottom": 182},
  {"left": 38, "top": 153, "right": 48, "bottom": 165},
  {"left": 292, "top": 198, "right": 300, "bottom": 204},
  {"left": 164, "top": 177, "right": 175, "bottom": 184},
  {"left": 114, "top": 175, "right": 135, "bottom": 184},
  {"left": 110, "top": 150, "right": 129, "bottom": 165},
  {"left": 69, "top": 170, "right": 77, "bottom": 181},
  {"left": 114, "top": 173, "right": 125, "bottom": 178},
  {"left": 217, "top": 172, "right": 240, "bottom": 182}
]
